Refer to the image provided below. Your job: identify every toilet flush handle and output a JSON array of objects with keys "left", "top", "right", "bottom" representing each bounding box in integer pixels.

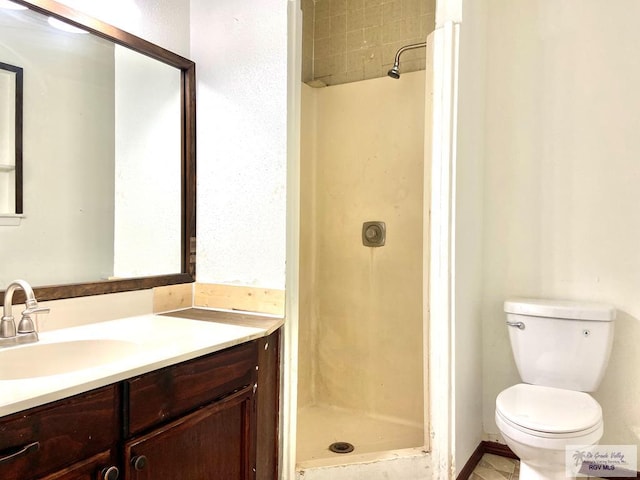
[{"left": 506, "top": 321, "right": 525, "bottom": 330}]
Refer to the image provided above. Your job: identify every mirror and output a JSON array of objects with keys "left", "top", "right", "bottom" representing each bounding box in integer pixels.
[{"left": 0, "top": 0, "right": 196, "bottom": 302}]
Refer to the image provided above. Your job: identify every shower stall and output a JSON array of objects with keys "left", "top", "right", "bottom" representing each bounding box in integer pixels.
[{"left": 296, "top": 65, "right": 430, "bottom": 475}]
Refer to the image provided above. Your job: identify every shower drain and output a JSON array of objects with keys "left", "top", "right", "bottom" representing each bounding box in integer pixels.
[{"left": 328, "top": 442, "right": 355, "bottom": 454}]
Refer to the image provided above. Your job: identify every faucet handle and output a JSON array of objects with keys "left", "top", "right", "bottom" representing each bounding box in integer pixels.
[
  {"left": 17, "top": 305, "right": 49, "bottom": 335},
  {"left": 17, "top": 314, "right": 36, "bottom": 334},
  {"left": 22, "top": 305, "right": 50, "bottom": 316}
]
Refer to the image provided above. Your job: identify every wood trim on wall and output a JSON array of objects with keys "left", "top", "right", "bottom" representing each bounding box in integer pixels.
[
  {"left": 194, "top": 283, "right": 285, "bottom": 316},
  {"left": 153, "top": 284, "right": 193, "bottom": 313}
]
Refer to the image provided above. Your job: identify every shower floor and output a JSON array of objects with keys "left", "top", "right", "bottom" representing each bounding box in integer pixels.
[{"left": 296, "top": 404, "right": 424, "bottom": 464}]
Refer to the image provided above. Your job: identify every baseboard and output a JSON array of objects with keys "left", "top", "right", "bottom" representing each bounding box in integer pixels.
[
  {"left": 457, "top": 440, "right": 639, "bottom": 480},
  {"left": 456, "top": 442, "right": 486, "bottom": 480},
  {"left": 481, "top": 440, "right": 518, "bottom": 460},
  {"left": 457, "top": 441, "right": 517, "bottom": 479}
]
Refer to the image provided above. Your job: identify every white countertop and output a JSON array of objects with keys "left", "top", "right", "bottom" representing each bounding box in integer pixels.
[{"left": 0, "top": 313, "right": 282, "bottom": 417}]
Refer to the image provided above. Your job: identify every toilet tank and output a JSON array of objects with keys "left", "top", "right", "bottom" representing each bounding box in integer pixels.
[{"left": 504, "top": 298, "right": 616, "bottom": 392}]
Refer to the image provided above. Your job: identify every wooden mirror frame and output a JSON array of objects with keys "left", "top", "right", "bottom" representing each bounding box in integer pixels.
[
  {"left": 0, "top": 61, "right": 23, "bottom": 216},
  {"left": 3, "top": 0, "right": 196, "bottom": 303}
]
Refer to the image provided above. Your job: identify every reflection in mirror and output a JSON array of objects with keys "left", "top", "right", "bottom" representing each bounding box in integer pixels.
[
  {"left": 0, "top": 61, "right": 22, "bottom": 220},
  {"left": 0, "top": 0, "right": 196, "bottom": 301}
]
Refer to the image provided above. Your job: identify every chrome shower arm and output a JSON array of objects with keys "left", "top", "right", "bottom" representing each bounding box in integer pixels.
[
  {"left": 392, "top": 41, "right": 428, "bottom": 66},
  {"left": 388, "top": 41, "right": 428, "bottom": 79}
]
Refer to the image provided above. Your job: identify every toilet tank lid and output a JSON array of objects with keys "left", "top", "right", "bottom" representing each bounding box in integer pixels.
[{"left": 504, "top": 298, "right": 616, "bottom": 321}]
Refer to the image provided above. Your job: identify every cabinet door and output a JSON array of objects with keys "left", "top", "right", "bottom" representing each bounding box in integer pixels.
[
  {"left": 124, "top": 386, "right": 255, "bottom": 480},
  {"left": 38, "top": 451, "right": 119, "bottom": 480}
]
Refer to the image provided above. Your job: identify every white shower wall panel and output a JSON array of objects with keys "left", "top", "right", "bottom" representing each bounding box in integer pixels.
[{"left": 298, "top": 70, "right": 427, "bottom": 428}]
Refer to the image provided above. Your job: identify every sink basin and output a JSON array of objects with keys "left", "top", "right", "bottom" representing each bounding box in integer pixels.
[{"left": 0, "top": 339, "right": 139, "bottom": 380}]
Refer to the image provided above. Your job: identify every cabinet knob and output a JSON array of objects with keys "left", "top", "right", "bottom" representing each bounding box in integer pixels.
[
  {"left": 131, "top": 455, "right": 148, "bottom": 471},
  {"left": 100, "top": 466, "right": 120, "bottom": 480}
]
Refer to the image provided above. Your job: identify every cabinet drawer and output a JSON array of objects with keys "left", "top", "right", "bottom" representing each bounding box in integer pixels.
[
  {"left": 39, "top": 450, "right": 115, "bottom": 480},
  {"left": 0, "top": 385, "right": 119, "bottom": 480},
  {"left": 126, "top": 341, "right": 257, "bottom": 435}
]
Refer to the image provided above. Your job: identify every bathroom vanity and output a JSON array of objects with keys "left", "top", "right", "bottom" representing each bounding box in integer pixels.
[{"left": 0, "top": 310, "right": 281, "bottom": 480}]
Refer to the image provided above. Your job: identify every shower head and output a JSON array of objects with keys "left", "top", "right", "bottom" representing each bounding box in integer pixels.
[
  {"left": 387, "top": 41, "right": 428, "bottom": 80},
  {"left": 387, "top": 64, "right": 400, "bottom": 79}
]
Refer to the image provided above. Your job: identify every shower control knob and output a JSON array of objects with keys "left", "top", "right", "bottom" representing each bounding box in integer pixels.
[
  {"left": 366, "top": 226, "right": 380, "bottom": 239},
  {"left": 362, "top": 221, "right": 386, "bottom": 247}
]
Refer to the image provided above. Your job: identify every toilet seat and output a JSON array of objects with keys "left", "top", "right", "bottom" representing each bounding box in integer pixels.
[
  {"left": 496, "top": 383, "right": 602, "bottom": 437},
  {"left": 496, "top": 408, "right": 602, "bottom": 440}
]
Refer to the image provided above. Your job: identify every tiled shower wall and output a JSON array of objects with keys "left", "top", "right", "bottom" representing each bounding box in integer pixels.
[{"left": 302, "top": 0, "right": 436, "bottom": 86}]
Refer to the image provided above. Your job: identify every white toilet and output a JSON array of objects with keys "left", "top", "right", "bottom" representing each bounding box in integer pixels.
[{"left": 495, "top": 298, "right": 616, "bottom": 480}]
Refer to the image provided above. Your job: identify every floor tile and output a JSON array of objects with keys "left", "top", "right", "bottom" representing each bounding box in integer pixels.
[
  {"left": 470, "top": 465, "right": 512, "bottom": 480},
  {"left": 478, "top": 453, "right": 518, "bottom": 474},
  {"left": 471, "top": 454, "right": 519, "bottom": 480},
  {"left": 471, "top": 453, "right": 610, "bottom": 480}
]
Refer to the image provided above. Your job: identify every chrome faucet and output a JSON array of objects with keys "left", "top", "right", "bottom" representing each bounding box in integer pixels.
[{"left": 0, "top": 279, "right": 49, "bottom": 347}]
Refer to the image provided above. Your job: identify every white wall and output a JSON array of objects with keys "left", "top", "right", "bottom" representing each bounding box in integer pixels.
[
  {"left": 453, "top": 0, "right": 487, "bottom": 472},
  {"left": 56, "top": 0, "right": 190, "bottom": 58},
  {"left": 190, "top": 0, "right": 289, "bottom": 289},
  {"left": 480, "top": 0, "right": 640, "bottom": 450}
]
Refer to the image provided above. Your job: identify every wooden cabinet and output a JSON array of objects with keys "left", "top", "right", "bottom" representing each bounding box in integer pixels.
[
  {"left": 39, "top": 452, "right": 119, "bottom": 480},
  {"left": 255, "top": 332, "right": 280, "bottom": 480},
  {"left": 125, "top": 341, "right": 257, "bottom": 437},
  {"left": 124, "top": 387, "right": 254, "bottom": 480},
  {"left": 0, "top": 329, "right": 280, "bottom": 480},
  {"left": 0, "top": 386, "right": 119, "bottom": 480},
  {"left": 123, "top": 340, "right": 259, "bottom": 480}
]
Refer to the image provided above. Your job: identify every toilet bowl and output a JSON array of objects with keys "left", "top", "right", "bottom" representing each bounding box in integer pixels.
[
  {"left": 496, "top": 383, "right": 603, "bottom": 480},
  {"left": 495, "top": 298, "right": 615, "bottom": 480}
]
